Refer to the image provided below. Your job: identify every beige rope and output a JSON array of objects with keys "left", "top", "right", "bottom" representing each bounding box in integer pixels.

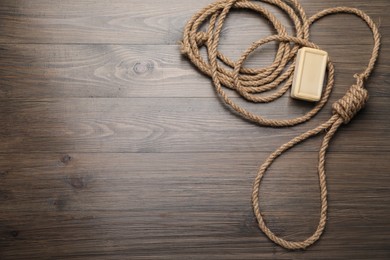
[{"left": 181, "top": 0, "right": 381, "bottom": 250}]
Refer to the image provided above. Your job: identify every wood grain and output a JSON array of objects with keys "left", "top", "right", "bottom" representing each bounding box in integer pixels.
[
  {"left": 0, "top": 44, "right": 388, "bottom": 98},
  {"left": 0, "top": 0, "right": 389, "bottom": 259},
  {"left": 0, "top": 152, "right": 389, "bottom": 259},
  {"left": 0, "top": 97, "right": 389, "bottom": 154},
  {"left": 0, "top": 0, "right": 388, "bottom": 45}
]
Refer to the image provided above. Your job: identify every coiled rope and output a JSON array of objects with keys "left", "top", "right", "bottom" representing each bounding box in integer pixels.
[{"left": 180, "top": 0, "right": 381, "bottom": 250}]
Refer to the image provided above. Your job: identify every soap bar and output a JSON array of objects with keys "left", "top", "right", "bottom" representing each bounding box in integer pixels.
[{"left": 291, "top": 47, "right": 328, "bottom": 102}]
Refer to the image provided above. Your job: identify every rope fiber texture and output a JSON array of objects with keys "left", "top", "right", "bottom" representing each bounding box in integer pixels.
[{"left": 180, "top": 0, "right": 381, "bottom": 250}]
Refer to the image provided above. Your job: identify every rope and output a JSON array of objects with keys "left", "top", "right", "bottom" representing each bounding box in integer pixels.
[{"left": 181, "top": 0, "right": 381, "bottom": 250}]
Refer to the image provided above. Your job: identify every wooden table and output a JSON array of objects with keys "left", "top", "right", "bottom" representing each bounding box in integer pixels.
[{"left": 0, "top": 0, "right": 389, "bottom": 259}]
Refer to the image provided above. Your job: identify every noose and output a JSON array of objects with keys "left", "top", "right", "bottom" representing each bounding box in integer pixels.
[{"left": 180, "top": 0, "right": 381, "bottom": 250}]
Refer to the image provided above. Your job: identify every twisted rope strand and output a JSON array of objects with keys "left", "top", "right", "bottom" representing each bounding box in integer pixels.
[{"left": 181, "top": 0, "right": 381, "bottom": 250}]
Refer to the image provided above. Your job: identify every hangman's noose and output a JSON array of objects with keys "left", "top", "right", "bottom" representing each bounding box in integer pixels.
[{"left": 180, "top": 0, "right": 381, "bottom": 250}]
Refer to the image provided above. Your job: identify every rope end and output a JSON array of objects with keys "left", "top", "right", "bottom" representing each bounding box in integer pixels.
[{"left": 179, "top": 41, "right": 189, "bottom": 56}]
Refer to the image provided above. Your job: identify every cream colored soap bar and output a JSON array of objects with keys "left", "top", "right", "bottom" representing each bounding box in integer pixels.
[{"left": 291, "top": 47, "right": 328, "bottom": 102}]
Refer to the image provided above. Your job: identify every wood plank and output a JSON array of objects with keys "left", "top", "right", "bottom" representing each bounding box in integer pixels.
[
  {"left": 0, "top": 153, "right": 390, "bottom": 259},
  {"left": 0, "top": 0, "right": 388, "bottom": 44},
  {"left": 0, "top": 44, "right": 388, "bottom": 98},
  {"left": 0, "top": 97, "right": 388, "bottom": 153},
  {"left": 0, "top": 152, "right": 389, "bottom": 259}
]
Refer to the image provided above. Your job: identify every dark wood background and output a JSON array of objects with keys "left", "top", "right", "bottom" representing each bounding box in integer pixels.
[{"left": 0, "top": 0, "right": 389, "bottom": 259}]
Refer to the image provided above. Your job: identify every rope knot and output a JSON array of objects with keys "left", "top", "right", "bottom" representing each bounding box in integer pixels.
[
  {"left": 195, "top": 31, "right": 208, "bottom": 46},
  {"left": 332, "top": 83, "right": 369, "bottom": 124},
  {"left": 180, "top": 32, "right": 208, "bottom": 56}
]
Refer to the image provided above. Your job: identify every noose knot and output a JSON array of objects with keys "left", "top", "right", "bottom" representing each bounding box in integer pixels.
[{"left": 332, "top": 75, "right": 369, "bottom": 124}]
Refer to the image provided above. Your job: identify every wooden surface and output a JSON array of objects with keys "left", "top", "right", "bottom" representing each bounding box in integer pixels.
[{"left": 0, "top": 0, "right": 389, "bottom": 259}]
